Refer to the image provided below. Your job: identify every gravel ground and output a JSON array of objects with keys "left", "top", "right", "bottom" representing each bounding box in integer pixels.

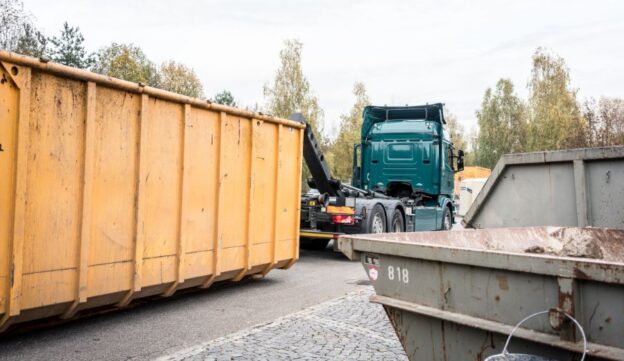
[{"left": 159, "top": 288, "right": 407, "bottom": 361}]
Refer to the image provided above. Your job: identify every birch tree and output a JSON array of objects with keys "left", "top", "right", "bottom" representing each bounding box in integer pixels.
[
  {"left": 329, "top": 82, "right": 370, "bottom": 181},
  {"left": 158, "top": 60, "right": 204, "bottom": 98},
  {"left": 264, "top": 39, "right": 324, "bottom": 140},
  {"left": 264, "top": 39, "right": 325, "bottom": 190},
  {"left": 92, "top": 43, "right": 159, "bottom": 85},
  {"left": 475, "top": 79, "right": 527, "bottom": 168},
  {"left": 526, "top": 48, "right": 586, "bottom": 151}
]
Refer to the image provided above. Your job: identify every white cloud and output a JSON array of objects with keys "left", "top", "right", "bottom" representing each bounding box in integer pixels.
[{"left": 25, "top": 0, "right": 624, "bottom": 137}]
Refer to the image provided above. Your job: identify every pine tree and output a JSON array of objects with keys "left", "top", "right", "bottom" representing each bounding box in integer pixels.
[
  {"left": 213, "top": 90, "right": 237, "bottom": 107},
  {"left": 48, "top": 22, "right": 93, "bottom": 69},
  {"left": 15, "top": 22, "right": 46, "bottom": 57}
]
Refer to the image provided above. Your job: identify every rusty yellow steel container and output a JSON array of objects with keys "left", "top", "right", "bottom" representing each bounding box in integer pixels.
[
  {"left": 0, "top": 51, "right": 304, "bottom": 331},
  {"left": 453, "top": 166, "right": 491, "bottom": 197}
]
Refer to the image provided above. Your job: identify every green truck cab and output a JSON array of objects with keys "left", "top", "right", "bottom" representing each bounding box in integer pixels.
[
  {"left": 299, "top": 103, "right": 464, "bottom": 249},
  {"left": 353, "top": 104, "right": 463, "bottom": 231}
]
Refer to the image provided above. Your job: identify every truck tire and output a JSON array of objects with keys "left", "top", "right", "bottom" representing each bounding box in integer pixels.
[
  {"left": 300, "top": 238, "right": 330, "bottom": 250},
  {"left": 367, "top": 204, "right": 386, "bottom": 234},
  {"left": 391, "top": 209, "right": 404, "bottom": 232},
  {"left": 442, "top": 206, "right": 452, "bottom": 231}
]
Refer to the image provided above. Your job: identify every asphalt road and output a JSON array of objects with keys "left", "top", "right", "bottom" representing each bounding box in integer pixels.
[{"left": 0, "top": 245, "right": 368, "bottom": 361}]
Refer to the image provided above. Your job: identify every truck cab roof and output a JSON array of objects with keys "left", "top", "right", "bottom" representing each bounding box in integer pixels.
[{"left": 361, "top": 103, "right": 445, "bottom": 141}]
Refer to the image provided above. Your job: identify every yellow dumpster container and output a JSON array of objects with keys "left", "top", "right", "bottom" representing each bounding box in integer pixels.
[
  {"left": 0, "top": 51, "right": 304, "bottom": 331},
  {"left": 453, "top": 166, "right": 491, "bottom": 197}
]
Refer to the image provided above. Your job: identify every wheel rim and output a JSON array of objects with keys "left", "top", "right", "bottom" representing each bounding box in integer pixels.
[
  {"left": 371, "top": 214, "right": 384, "bottom": 233},
  {"left": 444, "top": 213, "right": 452, "bottom": 230}
]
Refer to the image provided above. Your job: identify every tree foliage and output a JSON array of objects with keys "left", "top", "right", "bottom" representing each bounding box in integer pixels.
[
  {"left": 526, "top": 48, "right": 586, "bottom": 151},
  {"left": 2, "top": 3, "right": 208, "bottom": 97},
  {"left": 442, "top": 109, "right": 476, "bottom": 166},
  {"left": 92, "top": 43, "right": 159, "bottom": 85},
  {"left": 0, "top": 0, "right": 28, "bottom": 51},
  {"left": 264, "top": 39, "right": 324, "bottom": 190},
  {"left": 464, "top": 129, "right": 479, "bottom": 166},
  {"left": 583, "top": 97, "right": 624, "bottom": 147},
  {"left": 328, "top": 82, "right": 370, "bottom": 181},
  {"left": 444, "top": 110, "right": 467, "bottom": 153},
  {"left": 472, "top": 48, "right": 624, "bottom": 167},
  {"left": 264, "top": 39, "right": 324, "bottom": 140},
  {"left": 213, "top": 90, "right": 237, "bottom": 107},
  {"left": 158, "top": 60, "right": 204, "bottom": 98},
  {"left": 475, "top": 79, "right": 527, "bottom": 168},
  {"left": 0, "top": 0, "right": 46, "bottom": 56},
  {"left": 48, "top": 22, "right": 93, "bottom": 68},
  {"left": 15, "top": 22, "right": 46, "bottom": 57}
]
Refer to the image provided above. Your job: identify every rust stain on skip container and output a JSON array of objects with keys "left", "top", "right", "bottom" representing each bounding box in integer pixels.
[{"left": 0, "top": 51, "right": 304, "bottom": 331}]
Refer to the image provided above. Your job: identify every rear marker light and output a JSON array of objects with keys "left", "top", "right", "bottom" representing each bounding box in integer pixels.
[{"left": 331, "top": 215, "right": 355, "bottom": 225}]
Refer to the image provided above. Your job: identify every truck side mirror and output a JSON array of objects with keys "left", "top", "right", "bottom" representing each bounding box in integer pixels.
[{"left": 457, "top": 150, "right": 465, "bottom": 172}]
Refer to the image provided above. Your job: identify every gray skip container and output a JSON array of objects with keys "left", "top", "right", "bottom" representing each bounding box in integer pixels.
[
  {"left": 338, "top": 227, "right": 624, "bottom": 360},
  {"left": 462, "top": 146, "right": 624, "bottom": 230}
]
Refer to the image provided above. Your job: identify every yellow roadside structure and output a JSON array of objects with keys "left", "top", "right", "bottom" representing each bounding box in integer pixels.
[{"left": 454, "top": 166, "right": 491, "bottom": 197}]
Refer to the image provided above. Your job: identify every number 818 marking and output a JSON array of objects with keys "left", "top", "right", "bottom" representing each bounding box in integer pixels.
[{"left": 387, "top": 266, "right": 409, "bottom": 283}]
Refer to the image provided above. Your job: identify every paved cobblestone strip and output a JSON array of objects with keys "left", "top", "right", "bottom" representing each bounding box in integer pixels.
[
  {"left": 297, "top": 313, "right": 397, "bottom": 344},
  {"left": 157, "top": 288, "right": 408, "bottom": 361}
]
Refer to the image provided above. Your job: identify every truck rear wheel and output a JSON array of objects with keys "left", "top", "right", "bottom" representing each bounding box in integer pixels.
[
  {"left": 367, "top": 204, "right": 386, "bottom": 234},
  {"left": 442, "top": 206, "right": 452, "bottom": 231},
  {"left": 391, "top": 209, "right": 404, "bottom": 232}
]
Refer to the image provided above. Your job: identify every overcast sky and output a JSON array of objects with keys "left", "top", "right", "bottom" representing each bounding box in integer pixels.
[{"left": 25, "top": 0, "right": 624, "bottom": 136}]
